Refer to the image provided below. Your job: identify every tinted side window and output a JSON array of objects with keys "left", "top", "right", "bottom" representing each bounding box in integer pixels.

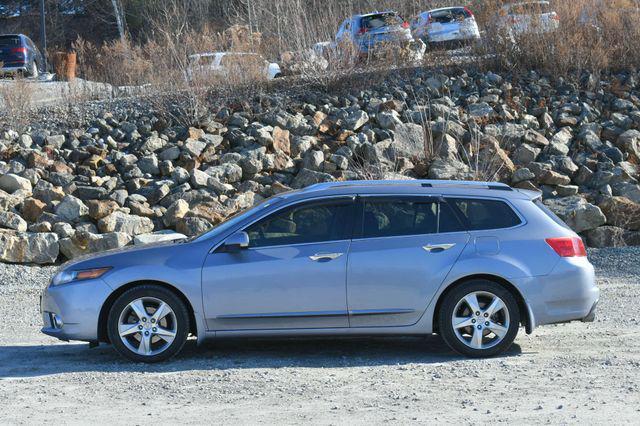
[
  {"left": 439, "top": 201, "right": 466, "bottom": 233},
  {"left": 362, "top": 200, "right": 438, "bottom": 238},
  {"left": 450, "top": 198, "right": 521, "bottom": 230},
  {"left": 246, "top": 202, "right": 352, "bottom": 248}
]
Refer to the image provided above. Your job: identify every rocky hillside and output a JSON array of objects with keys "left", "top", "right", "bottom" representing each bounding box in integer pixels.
[{"left": 1, "top": 68, "right": 639, "bottom": 264}]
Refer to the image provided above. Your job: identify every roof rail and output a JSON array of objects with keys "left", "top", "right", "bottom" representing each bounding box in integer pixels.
[{"left": 302, "top": 180, "right": 513, "bottom": 192}]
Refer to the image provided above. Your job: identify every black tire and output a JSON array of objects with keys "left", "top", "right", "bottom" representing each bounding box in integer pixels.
[
  {"left": 438, "top": 279, "right": 520, "bottom": 358},
  {"left": 107, "top": 284, "right": 189, "bottom": 363}
]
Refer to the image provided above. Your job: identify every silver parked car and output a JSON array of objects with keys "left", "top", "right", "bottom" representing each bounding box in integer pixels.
[
  {"left": 496, "top": 1, "right": 560, "bottom": 36},
  {"left": 41, "top": 180, "right": 599, "bottom": 362},
  {"left": 411, "top": 7, "right": 481, "bottom": 46}
]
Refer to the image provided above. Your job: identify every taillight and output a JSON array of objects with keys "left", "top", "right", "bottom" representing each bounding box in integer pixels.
[
  {"left": 551, "top": 12, "right": 560, "bottom": 21},
  {"left": 11, "top": 47, "right": 27, "bottom": 55},
  {"left": 402, "top": 21, "right": 410, "bottom": 29},
  {"left": 464, "top": 7, "right": 474, "bottom": 17},
  {"left": 357, "top": 27, "right": 368, "bottom": 35},
  {"left": 545, "top": 237, "right": 587, "bottom": 257}
]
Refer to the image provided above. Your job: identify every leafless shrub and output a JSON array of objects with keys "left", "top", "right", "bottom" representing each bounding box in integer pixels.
[{"left": 0, "top": 77, "right": 35, "bottom": 131}]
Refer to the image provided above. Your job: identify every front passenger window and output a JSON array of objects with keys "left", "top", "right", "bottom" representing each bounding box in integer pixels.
[{"left": 245, "top": 202, "right": 352, "bottom": 248}]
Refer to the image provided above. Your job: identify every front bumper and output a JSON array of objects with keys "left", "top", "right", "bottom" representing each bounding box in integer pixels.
[
  {"left": 40, "top": 278, "right": 113, "bottom": 342},
  {"left": 515, "top": 256, "right": 600, "bottom": 329}
]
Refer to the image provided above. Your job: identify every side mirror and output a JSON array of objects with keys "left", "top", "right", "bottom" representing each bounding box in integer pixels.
[{"left": 222, "top": 231, "right": 249, "bottom": 253}]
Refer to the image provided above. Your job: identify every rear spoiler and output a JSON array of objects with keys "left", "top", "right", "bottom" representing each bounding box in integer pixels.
[{"left": 516, "top": 188, "right": 543, "bottom": 200}]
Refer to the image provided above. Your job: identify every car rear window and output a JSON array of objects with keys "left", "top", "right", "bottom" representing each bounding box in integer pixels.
[
  {"left": 431, "top": 8, "right": 471, "bottom": 23},
  {"left": 0, "top": 36, "right": 20, "bottom": 47},
  {"left": 449, "top": 198, "right": 522, "bottom": 230},
  {"left": 534, "top": 199, "right": 571, "bottom": 229},
  {"left": 361, "top": 13, "right": 403, "bottom": 29}
]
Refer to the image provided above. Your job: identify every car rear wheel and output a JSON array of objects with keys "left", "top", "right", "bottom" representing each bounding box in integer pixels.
[
  {"left": 29, "top": 61, "right": 39, "bottom": 78},
  {"left": 438, "top": 280, "right": 520, "bottom": 357},
  {"left": 107, "top": 285, "right": 189, "bottom": 363}
]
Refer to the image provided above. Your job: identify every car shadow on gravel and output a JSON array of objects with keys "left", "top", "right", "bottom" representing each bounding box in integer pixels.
[{"left": 0, "top": 336, "right": 522, "bottom": 378}]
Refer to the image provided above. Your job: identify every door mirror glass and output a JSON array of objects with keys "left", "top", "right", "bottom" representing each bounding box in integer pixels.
[{"left": 223, "top": 231, "right": 250, "bottom": 252}]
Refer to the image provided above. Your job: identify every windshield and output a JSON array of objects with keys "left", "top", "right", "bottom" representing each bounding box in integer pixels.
[{"left": 192, "top": 195, "right": 285, "bottom": 242}]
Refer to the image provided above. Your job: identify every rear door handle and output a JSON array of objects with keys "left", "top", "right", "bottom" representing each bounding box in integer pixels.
[
  {"left": 423, "top": 243, "right": 456, "bottom": 253},
  {"left": 309, "top": 252, "right": 343, "bottom": 262}
]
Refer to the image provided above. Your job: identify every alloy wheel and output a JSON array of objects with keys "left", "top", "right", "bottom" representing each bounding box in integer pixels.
[
  {"left": 451, "top": 291, "right": 510, "bottom": 350},
  {"left": 117, "top": 297, "right": 177, "bottom": 356}
]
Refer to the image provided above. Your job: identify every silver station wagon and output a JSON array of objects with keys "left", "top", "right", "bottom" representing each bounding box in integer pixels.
[{"left": 41, "top": 180, "right": 600, "bottom": 362}]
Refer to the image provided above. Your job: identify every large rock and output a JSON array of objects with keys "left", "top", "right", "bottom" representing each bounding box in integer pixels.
[
  {"left": 0, "top": 174, "right": 32, "bottom": 194},
  {"left": 133, "top": 231, "right": 187, "bottom": 245},
  {"left": 272, "top": 126, "right": 291, "bottom": 155},
  {"left": 98, "top": 211, "right": 154, "bottom": 236},
  {"left": 544, "top": 196, "right": 606, "bottom": 233},
  {"left": 0, "top": 211, "right": 27, "bottom": 231},
  {"left": 176, "top": 217, "right": 212, "bottom": 237},
  {"left": 0, "top": 231, "right": 59, "bottom": 264},
  {"left": 59, "top": 231, "right": 132, "bottom": 259},
  {"left": 584, "top": 226, "right": 640, "bottom": 248},
  {"left": 392, "top": 123, "right": 426, "bottom": 160},
  {"left": 291, "top": 168, "right": 334, "bottom": 189},
  {"left": 617, "top": 129, "right": 640, "bottom": 160},
  {"left": 428, "top": 158, "right": 471, "bottom": 180},
  {"left": 344, "top": 110, "right": 369, "bottom": 131},
  {"left": 598, "top": 196, "right": 640, "bottom": 230},
  {"left": 55, "top": 195, "right": 89, "bottom": 222}
]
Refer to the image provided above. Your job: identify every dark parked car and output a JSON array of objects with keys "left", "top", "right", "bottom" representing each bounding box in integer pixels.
[{"left": 0, "top": 34, "right": 44, "bottom": 77}]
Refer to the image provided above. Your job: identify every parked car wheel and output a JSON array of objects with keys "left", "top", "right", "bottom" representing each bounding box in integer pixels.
[
  {"left": 29, "top": 61, "right": 39, "bottom": 78},
  {"left": 438, "top": 279, "right": 520, "bottom": 357},
  {"left": 107, "top": 285, "right": 189, "bottom": 363}
]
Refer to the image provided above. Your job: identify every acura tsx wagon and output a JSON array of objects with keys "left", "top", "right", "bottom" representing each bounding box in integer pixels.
[{"left": 41, "top": 180, "right": 599, "bottom": 362}]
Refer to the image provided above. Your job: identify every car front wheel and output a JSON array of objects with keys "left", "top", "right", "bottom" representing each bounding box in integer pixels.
[
  {"left": 107, "top": 285, "right": 189, "bottom": 363},
  {"left": 438, "top": 280, "right": 520, "bottom": 358}
]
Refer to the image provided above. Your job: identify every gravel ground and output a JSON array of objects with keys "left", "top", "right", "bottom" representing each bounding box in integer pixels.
[{"left": 1, "top": 248, "right": 639, "bottom": 424}]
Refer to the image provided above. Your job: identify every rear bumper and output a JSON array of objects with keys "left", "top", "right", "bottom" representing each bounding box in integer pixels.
[
  {"left": 515, "top": 257, "right": 599, "bottom": 330},
  {"left": 1, "top": 65, "right": 28, "bottom": 74},
  {"left": 40, "top": 278, "right": 113, "bottom": 342}
]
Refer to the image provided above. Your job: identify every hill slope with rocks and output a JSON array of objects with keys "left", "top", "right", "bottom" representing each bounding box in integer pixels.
[{"left": 1, "top": 68, "right": 640, "bottom": 264}]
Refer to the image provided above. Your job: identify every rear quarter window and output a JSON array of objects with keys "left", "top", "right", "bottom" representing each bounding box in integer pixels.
[
  {"left": 449, "top": 198, "right": 522, "bottom": 230},
  {"left": 535, "top": 199, "right": 570, "bottom": 229}
]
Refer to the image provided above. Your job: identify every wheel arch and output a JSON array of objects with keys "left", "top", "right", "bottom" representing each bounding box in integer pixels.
[
  {"left": 432, "top": 274, "right": 533, "bottom": 334},
  {"left": 97, "top": 280, "right": 197, "bottom": 343}
]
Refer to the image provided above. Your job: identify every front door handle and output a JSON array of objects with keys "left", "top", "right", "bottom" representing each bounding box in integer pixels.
[
  {"left": 423, "top": 243, "right": 456, "bottom": 253},
  {"left": 309, "top": 252, "right": 343, "bottom": 262}
]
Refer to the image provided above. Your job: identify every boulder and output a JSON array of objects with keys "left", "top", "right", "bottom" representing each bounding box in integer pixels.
[
  {"left": 598, "top": 196, "right": 640, "bottom": 230},
  {"left": 392, "top": 123, "right": 426, "bottom": 160},
  {"left": 0, "top": 174, "right": 32, "bottom": 194},
  {"left": 133, "top": 231, "right": 187, "bottom": 245},
  {"left": 0, "top": 211, "right": 27, "bottom": 231},
  {"left": 617, "top": 129, "right": 640, "bottom": 160},
  {"left": 584, "top": 226, "right": 640, "bottom": 248},
  {"left": 98, "top": 211, "right": 154, "bottom": 236},
  {"left": 54, "top": 195, "right": 89, "bottom": 222},
  {"left": 59, "top": 231, "right": 132, "bottom": 259},
  {"left": 291, "top": 168, "right": 334, "bottom": 189},
  {"left": 0, "top": 231, "right": 59, "bottom": 264},
  {"left": 544, "top": 196, "right": 606, "bottom": 233}
]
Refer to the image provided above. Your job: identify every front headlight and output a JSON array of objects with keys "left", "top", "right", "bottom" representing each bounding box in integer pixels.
[{"left": 51, "top": 267, "right": 112, "bottom": 286}]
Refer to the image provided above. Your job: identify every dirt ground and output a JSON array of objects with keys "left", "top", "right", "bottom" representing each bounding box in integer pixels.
[{"left": 1, "top": 248, "right": 639, "bottom": 424}]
